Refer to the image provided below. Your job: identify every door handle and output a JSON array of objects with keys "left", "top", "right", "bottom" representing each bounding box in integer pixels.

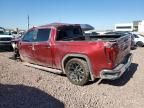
[
  {"left": 28, "top": 45, "right": 32, "bottom": 48},
  {"left": 44, "top": 44, "right": 51, "bottom": 48}
]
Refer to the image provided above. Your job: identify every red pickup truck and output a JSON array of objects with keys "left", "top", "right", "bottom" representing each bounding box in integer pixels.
[{"left": 17, "top": 23, "right": 132, "bottom": 85}]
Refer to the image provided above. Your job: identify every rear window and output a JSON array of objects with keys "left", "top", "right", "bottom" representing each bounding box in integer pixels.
[
  {"left": 35, "top": 29, "right": 51, "bottom": 42},
  {"left": 57, "top": 27, "right": 82, "bottom": 40}
]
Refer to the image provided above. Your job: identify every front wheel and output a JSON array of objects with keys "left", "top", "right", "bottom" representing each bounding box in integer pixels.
[
  {"left": 65, "top": 58, "right": 90, "bottom": 86},
  {"left": 137, "top": 41, "right": 144, "bottom": 47}
]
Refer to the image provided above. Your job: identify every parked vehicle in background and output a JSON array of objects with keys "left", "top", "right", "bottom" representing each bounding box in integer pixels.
[
  {"left": 132, "top": 33, "right": 144, "bottom": 47},
  {"left": 0, "top": 27, "right": 13, "bottom": 48},
  {"left": 11, "top": 31, "right": 25, "bottom": 38},
  {"left": 84, "top": 31, "right": 99, "bottom": 36},
  {"left": 11, "top": 35, "right": 22, "bottom": 59},
  {"left": 11, "top": 31, "right": 26, "bottom": 59},
  {"left": 104, "top": 31, "right": 136, "bottom": 49},
  {"left": 16, "top": 23, "right": 132, "bottom": 86}
]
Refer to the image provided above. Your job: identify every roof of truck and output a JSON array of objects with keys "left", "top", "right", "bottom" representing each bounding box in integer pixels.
[
  {"left": 39, "top": 23, "right": 79, "bottom": 28},
  {"left": 31, "top": 23, "right": 94, "bottom": 31}
]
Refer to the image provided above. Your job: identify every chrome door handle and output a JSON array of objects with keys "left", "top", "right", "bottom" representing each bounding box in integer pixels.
[
  {"left": 47, "top": 45, "right": 51, "bottom": 48},
  {"left": 28, "top": 45, "right": 32, "bottom": 48},
  {"left": 44, "top": 45, "right": 51, "bottom": 48}
]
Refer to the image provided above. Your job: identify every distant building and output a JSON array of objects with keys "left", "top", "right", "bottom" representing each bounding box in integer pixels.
[
  {"left": 138, "top": 21, "right": 144, "bottom": 33},
  {"left": 115, "top": 23, "right": 134, "bottom": 32},
  {"left": 133, "top": 20, "right": 141, "bottom": 31},
  {"left": 115, "top": 20, "right": 144, "bottom": 33}
]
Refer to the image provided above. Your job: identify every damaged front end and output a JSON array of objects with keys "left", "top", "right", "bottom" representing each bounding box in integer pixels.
[{"left": 11, "top": 38, "right": 21, "bottom": 59}]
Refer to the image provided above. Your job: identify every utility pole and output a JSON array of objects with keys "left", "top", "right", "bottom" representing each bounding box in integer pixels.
[{"left": 27, "top": 15, "right": 30, "bottom": 30}]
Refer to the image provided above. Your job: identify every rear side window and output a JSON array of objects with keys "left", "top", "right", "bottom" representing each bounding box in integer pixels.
[
  {"left": 35, "top": 29, "right": 51, "bottom": 42},
  {"left": 57, "top": 27, "right": 82, "bottom": 40}
]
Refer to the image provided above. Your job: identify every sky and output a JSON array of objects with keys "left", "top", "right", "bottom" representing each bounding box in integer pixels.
[{"left": 0, "top": 0, "right": 144, "bottom": 30}]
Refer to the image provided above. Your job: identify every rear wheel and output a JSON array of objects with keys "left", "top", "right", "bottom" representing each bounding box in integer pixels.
[
  {"left": 137, "top": 41, "right": 144, "bottom": 47},
  {"left": 65, "top": 58, "right": 90, "bottom": 86}
]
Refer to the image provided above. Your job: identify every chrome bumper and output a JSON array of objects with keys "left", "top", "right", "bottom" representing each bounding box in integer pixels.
[
  {"left": 100, "top": 54, "right": 133, "bottom": 80},
  {"left": 0, "top": 41, "right": 12, "bottom": 46}
]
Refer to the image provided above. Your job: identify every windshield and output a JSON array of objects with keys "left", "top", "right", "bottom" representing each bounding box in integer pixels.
[
  {"left": 0, "top": 30, "right": 11, "bottom": 35},
  {"left": 0, "top": 31, "right": 4, "bottom": 35},
  {"left": 139, "top": 34, "right": 144, "bottom": 37}
]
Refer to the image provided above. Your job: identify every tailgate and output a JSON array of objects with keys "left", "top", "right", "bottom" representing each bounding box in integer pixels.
[{"left": 114, "top": 34, "right": 131, "bottom": 66}]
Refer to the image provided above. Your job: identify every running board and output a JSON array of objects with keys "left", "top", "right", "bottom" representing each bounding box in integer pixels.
[{"left": 23, "top": 62, "right": 63, "bottom": 74}]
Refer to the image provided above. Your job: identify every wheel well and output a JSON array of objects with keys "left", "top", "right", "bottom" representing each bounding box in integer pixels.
[
  {"left": 137, "top": 41, "right": 143, "bottom": 44},
  {"left": 62, "top": 55, "right": 95, "bottom": 81},
  {"left": 63, "top": 56, "right": 86, "bottom": 68},
  {"left": 136, "top": 41, "right": 144, "bottom": 45}
]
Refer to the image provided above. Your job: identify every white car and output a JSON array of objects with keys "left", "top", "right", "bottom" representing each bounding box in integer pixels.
[{"left": 132, "top": 33, "right": 144, "bottom": 47}]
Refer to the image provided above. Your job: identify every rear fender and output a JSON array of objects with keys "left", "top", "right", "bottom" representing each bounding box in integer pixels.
[{"left": 62, "top": 54, "right": 95, "bottom": 81}]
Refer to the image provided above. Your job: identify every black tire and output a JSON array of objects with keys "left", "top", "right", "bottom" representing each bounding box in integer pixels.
[
  {"left": 9, "top": 46, "right": 14, "bottom": 51},
  {"left": 65, "top": 58, "right": 90, "bottom": 86},
  {"left": 137, "top": 41, "right": 144, "bottom": 47},
  {"left": 5, "top": 46, "right": 13, "bottom": 51}
]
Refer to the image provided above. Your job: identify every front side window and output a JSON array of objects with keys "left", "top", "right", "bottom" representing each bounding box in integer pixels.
[
  {"left": 22, "top": 30, "right": 37, "bottom": 42},
  {"left": 35, "top": 29, "right": 51, "bottom": 42}
]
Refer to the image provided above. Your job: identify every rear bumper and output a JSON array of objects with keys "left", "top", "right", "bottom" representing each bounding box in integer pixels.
[{"left": 100, "top": 54, "right": 132, "bottom": 80}]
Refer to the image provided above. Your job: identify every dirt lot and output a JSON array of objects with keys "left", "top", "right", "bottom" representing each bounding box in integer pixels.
[{"left": 0, "top": 48, "right": 144, "bottom": 108}]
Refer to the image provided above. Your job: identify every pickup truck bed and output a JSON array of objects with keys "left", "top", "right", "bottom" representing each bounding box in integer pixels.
[
  {"left": 62, "top": 34, "right": 126, "bottom": 41},
  {"left": 58, "top": 33, "right": 131, "bottom": 67}
]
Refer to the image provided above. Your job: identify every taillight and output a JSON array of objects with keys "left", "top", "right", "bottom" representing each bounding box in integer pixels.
[{"left": 104, "top": 42, "right": 119, "bottom": 67}]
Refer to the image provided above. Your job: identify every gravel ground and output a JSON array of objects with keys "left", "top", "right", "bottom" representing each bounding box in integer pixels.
[{"left": 0, "top": 48, "right": 144, "bottom": 108}]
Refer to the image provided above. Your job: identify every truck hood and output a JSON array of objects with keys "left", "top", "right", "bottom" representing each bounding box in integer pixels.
[{"left": 0, "top": 34, "right": 13, "bottom": 38}]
